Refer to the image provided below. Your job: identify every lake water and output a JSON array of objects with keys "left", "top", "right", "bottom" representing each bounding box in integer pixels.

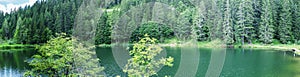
[{"left": 1, "top": 47, "right": 300, "bottom": 77}]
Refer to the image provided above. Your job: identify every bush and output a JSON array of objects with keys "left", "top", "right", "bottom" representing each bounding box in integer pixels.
[
  {"left": 24, "top": 33, "right": 104, "bottom": 76},
  {"left": 124, "top": 34, "right": 173, "bottom": 77},
  {"left": 272, "top": 39, "right": 281, "bottom": 45},
  {"left": 297, "top": 40, "right": 300, "bottom": 45},
  {"left": 131, "top": 22, "right": 174, "bottom": 43}
]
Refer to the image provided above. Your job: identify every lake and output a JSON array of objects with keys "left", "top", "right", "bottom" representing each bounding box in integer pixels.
[{"left": 1, "top": 47, "right": 300, "bottom": 77}]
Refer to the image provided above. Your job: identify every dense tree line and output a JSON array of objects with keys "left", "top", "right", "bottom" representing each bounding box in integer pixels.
[
  {"left": 0, "top": 0, "right": 300, "bottom": 45},
  {"left": 0, "top": 0, "right": 82, "bottom": 44}
]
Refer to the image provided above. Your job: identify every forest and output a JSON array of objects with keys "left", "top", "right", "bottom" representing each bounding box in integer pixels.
[
  {"left": 0, "top": 0, "right": 299, "bottom": 46},
  {"left": 0, "top": 0, "right": 300, "bottom": 77}
]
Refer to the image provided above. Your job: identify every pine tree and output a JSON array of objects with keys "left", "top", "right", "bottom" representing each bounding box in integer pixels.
[
  {"left": 235, "top": 0, "right": 246, "bottom": 45},
  {"left": 223, "top": 0, "right": 234, "bottom": 44},
  {"left": 291, "top": 0, "right": 300, "bottom": 43},
  {"left": 278, "top": 0, "right": 293, "bottom": 44},
  {"left": 95, "top": 11, "right": 111, "bottom": 44},
  {"left": 206, "top": 0, "right": 223, "bottom": 40},
  {"left": 243, "top": 0, "right": 255, "bottom": 43},
  {"left": 193, "top": 1, "right": 207, "bottom": 41},
  {"left": 259, "top": 0, "right": 274, "bottom": 44},
  {"left": 175, "top": 1, "right": 193, "bottom": 41},
  {"left": 235, "top": 0, "right": 255, "bottom": 45},
  {"left": 13, "top": 17, "right": 23, "bottom": 43},
  {"left": 1, "top": 18, "right": 9, "bottom": 40}
]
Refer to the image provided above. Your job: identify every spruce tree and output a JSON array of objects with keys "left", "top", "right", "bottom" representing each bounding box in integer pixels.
[
  {"left": 259, "top": 0, "right": 274, "bottom": 44},
  {"left": 95, "top": 11, "right": 111, "bottom": 44},
  {"left": 243, "top": 0, "right": 255, "bottom": 43},
  {"left": 235, "top": 0, "right": 246, "bottom": 45},
  {"left": 1, "top": 18, "right": 9, "bottom": 40},
  {"left": 235, "top": 0, "right": 255, "bottom": 45},
  {"left": 223, "top": 0, "right": 234, "bottom": 44},
  {"left": 291, "top": 0, "right": 300, "bottom": 42},
  {"left": 13, "top": 17, "right": 23, "bottom": 43},
  {"left": 278, "top": 0, "right": 293, "bottom": 44},
  {"left": 193, "top": 1, "right": 207, "bottom": 41}
]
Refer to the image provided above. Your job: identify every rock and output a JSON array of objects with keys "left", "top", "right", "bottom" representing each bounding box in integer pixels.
[
  {"left": 292, "top": 48, "right": 299, "bottom": 52},
  {"left": 292, "top": 48, "right": 300, "bottom": 56}
]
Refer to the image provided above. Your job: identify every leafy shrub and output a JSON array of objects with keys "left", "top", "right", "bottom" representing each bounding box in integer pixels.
[
  {"left": 24, "top": 33, "right": 104, "bottom": 76},
  {"left": 131, "top": 22, "right": 174, "bottom": 43},
  {"left": 272, "top": 39, "right": 281, "bottom": 45},
  {"left": 297, "top": 40, "right": 300, "bottom": 45},
  {"left": 124, "top": 34, "right": 173, "bottom": 77}
]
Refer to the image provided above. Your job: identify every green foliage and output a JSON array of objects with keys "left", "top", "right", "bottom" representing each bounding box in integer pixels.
[
  {"left": 278, "top": 0, "right": 293, "bottom": 44},
  {"left": 124, "top": 34, "right": 174, "bottom": 77},
  {"left": 259, "top": 0, "right": 274, "bottom": 44},
  {"left": 175, "top": 2, "right": 193, "bottom": 41},
  {"left": 1, "top": 18, "right": 9, "bottom": 40},
  {"left": 193, "top": 2, "right": 209, "bottom": 41},
  {"left": 0, "top": 0, "right": 82, "bottom": 44},
  {"left": 272, "top": 39, "right": 281, "bottom": 45},
  {"left": 24, "top": 33, "right": 104, "bottom": 76},
  {"left": 223, "top": 0, "right": 234, "bottom": 45},
  {"left": 235, "top": 1, "right": 246, "bottom": 45},
  {"left": 0, "top": 0, "right": 300, "bottom": 46},
  {"left": 95, "top": 11, "right": 111, "bottom": 45},
  {"left": 131, "top": 22, "right": 174, "bottom": 43},
  {"left": 72, "top": 40, "right": 104, "bottom": 76},
  {"left": 24, "top": 33, "right": 73, "bottom": 76},
  {"left": 13, "top": 17, "right": 23, "bottom": 43},
  {"left": 235, "top": 0, "right": 255, "bottom": 45},
  {"left": 291, "top": 0, "right": 300, "bottom": 42}
]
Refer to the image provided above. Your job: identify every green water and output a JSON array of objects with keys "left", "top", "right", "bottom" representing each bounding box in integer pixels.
[
  {"left": 0, "top": 49, "right": 36, "bottom": 77},
  {"left": 97, "top": 47, "right": 300, "bottom": 77},
  {"left": 1, "top": 47, "right": 300, "bottom": 77}
]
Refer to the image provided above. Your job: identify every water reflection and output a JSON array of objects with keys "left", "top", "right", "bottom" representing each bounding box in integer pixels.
[
  {"left": 1, "top": 48, "right": 300, "bottom": 77},
  {"left": 0, "top": 49, "right": 36, "bottom": 77}
]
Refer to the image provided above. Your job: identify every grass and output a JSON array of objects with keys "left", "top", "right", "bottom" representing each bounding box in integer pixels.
[
  {"left": 94, "top": 38, "right": 300, "bottom": 52},
  {"left": 0, "top": 44, "right": 36, "bottom": 49},
  {"left": 242, "top": 43, "right": 300, "bottom": 51}
]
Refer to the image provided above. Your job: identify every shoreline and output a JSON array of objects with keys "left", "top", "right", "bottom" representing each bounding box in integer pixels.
[
  {"left": 0, "top": 44, "right": 36, "bottom": 49},
  {"left": 1, "top": 43, "right": 299, "bottom": 55},
  {"left": 96, "top": 42, "right": 300, "bottom": 51}
]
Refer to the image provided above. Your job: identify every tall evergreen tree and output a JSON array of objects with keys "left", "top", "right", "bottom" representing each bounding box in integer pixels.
[
  {"left": 278, "top": 0, "right": 293, "bottom": 44},
  {"left": 193, "top": 1, "right": 208, "bottom": 41},
  {"left": 175, "top": 1, "right": 193, "bottom": 41},
  {"left": 223, "top": 0, "right": 234, "bottom": 44},
  {"left": 13, "top": 17, "right": 23, "bottom": 43},
  {"left": 243, "top": 0, "right": 255, "bottom": 43},
  {"left": 293, "top": 0, "right": 300, "bottom": 42},
  {"left": 1, "top": 18, "right": 9, "bottom": 40},
  {"left": 259, "top": 0, "right": 274, "bottom": 44},
  {"left": 95, "top": 11, "right": 111, "bottom": 44},
  {"left": 235, "top": 0, "right": 246, "bottom": 45},
  {"left": 235, "top": 0, "right": 255, "bottom": 45}
]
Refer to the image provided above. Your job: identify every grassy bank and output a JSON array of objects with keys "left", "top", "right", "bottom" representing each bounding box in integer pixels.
[
  {"left": 96, "top": 39, "right": 300, "bottom": 52},
  {"left": 242, "top": 44, "right": 300, "bottom": 50},
  {"left": 0, "top": 44, "right": 36, "bottom": 49}
]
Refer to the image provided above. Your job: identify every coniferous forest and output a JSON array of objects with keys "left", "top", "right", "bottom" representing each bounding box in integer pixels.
[
  {"left": 0, "top": 0, "right": 300, "bottom": 77},
  {"left": 0, "top": 0, "right": 299, "bottom": 45}
]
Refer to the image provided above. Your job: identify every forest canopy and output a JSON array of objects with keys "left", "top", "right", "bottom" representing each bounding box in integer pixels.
[{"left": 0, "top": 0, "right": 299, "bottom": 45}]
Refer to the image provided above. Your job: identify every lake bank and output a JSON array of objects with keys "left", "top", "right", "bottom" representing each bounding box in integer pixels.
[
  {"left": 2, "top": 42, "right": 299, "bottom": 54},
  {"left": 0, "top": 44, "right": 36, "bottom": 49},
  {"left": 96, "top": 42, "right": 300, "bottom": 52}
]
